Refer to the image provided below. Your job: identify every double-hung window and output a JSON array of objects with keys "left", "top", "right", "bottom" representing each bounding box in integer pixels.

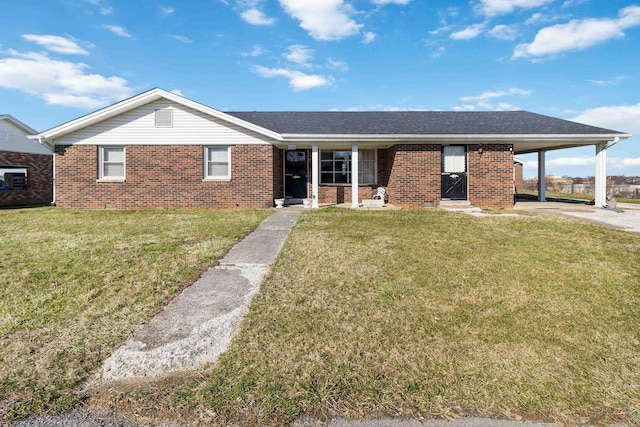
[
  {"left": 205, "top": 146, "right": 231, "bottom": 180},
  {"left": 99, "top": 146, "right": 125, "bottom": 180},
  {"left": 320, "top": 149, "right": 376, "bottom": 185}
]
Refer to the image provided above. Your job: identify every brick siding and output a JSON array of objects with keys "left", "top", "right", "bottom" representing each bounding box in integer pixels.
[
  {"left": 514, "top": 162, "right": 524, "bottom": 194},
  {"left": 468, "top": 144, "right": 514, "bottom": 209},
  {"left": 0, "top": 150, "right": 53, "bottom": 207},
  {"left": 383, "top": 144, "right": 441, "bottom": 208},
  {"left": 54, "top": 145, "right": 276, "bottom": 209}
]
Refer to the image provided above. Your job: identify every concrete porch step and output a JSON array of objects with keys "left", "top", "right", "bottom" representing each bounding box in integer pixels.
[
  {"left": 439, "top": 200, "right": 473, "bottom": 208},
  {"left": 439, "top": 200, "right": 482, "bottom": 213}
]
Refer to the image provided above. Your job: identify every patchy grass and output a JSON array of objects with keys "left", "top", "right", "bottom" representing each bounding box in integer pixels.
[
  {"left": 0, "top": 207, "right": 270, "bottom": 421},
  {"left": 100, "top": 209, "right": 640, "bottom": 426}
]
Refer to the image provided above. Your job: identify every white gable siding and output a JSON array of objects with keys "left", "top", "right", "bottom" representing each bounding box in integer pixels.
[
  {"left": 0, "top": 120, "right": 52, "bottom": 155},
  {"left": 53, "top": 100, "right": 276, "bottom": 146}
]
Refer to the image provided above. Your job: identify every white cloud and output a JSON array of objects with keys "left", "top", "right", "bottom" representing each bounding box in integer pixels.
[
  {"left": 278, "top": 0, "right": 362, "bottom": 41},
  {"left": 101, "top": 7, "right": 113, "bottom": 15},
  {"left": 514, "top": 5, "right": 640, "bottom": 59},
  {"left": 331, "top": 104, "right": 427, "bottom": 112},
  {"left": 170, "top": 35, "right": 193, "bottom": 43},
  {"left": 160, "top": 6, "right": 175, "bottom": 16},
  {"left": 450, "top": 23, "right": 486, "bottom": 40},
  {"left": 102, "top": 25, "right": 133, "bottom": 38},
  {"left": 363, "top": 31, "right": 376, "bottom": 43},
  {"left": 461, "top": 87, "right": 532, "bottom": 102},
  {"left": 455, "top": 87, "right": 530, "bottom": 111},
  {"left": 561, "top": 0, "right": 587, "bottom": 8},
  {"left": 240, "top": 8, "right": 275, "bottom": 25},
  {"left": 240, "top": 45, "right": 267, "bottom": 57},
  {"left": 22, "top": 34, "right": 89, "bottom": 55},
  {"left": 0, "top": 50, "right": 133, "bottom": 109},
  {"left": 476, "top": 0, "right": 554, "bottom": 17},
  {"left": 488, "top": 24, "right": 519, "bottom": 40},
  {"left": 432, "top": 46, "right": 446, "bottom": 58},
  {"left": 587, "top": 76, "right": 627, "bottom": 86},
  {"left": 523, "top": 156, "right": 640, "bottom": 177},
  {"left": 372, "top": 0, "right": 412, "bottom": 4},
  {"left": 283, "top": 44, "right": 314, "bottom": 67},
  {"left": 327, "top": 58, "right": 349, "bottom": 71},
  {"left": 254, "top": 66, "right": 334, "bottom": 91},
  {"left": 569, "top": 104, "right": 639, "bottom": 138}
]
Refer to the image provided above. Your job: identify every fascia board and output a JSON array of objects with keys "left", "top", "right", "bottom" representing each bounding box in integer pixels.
[{"left": 281, "top": 133, "right": 630, "bottom": 143}]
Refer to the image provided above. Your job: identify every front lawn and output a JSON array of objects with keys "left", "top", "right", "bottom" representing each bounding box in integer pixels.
[
  {"left": 102, "top": 209, "right": 640, "bottom": 426},
  {"left": 0, "top": 207, "right": 271, "bottom": 421}
]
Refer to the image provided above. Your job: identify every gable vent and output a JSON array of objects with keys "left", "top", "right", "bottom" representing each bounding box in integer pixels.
[{"left": 155, "top": 109, "right": 173, "bottom": 128}]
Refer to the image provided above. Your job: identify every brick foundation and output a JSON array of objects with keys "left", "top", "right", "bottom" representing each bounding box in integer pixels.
[
  {"left": 54, "top": 145, "right": 277, "bottom": 209},
  {"left": 0, "top": 150, "right": 53, "bottom": 207}
]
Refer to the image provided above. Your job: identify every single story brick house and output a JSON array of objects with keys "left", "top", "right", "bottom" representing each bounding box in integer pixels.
[
  {"left": 0, "top": 115, "right": 53, "bottom": 207},
  {"left": 35, "top": 88, "right": 629, "bottom": 210}
]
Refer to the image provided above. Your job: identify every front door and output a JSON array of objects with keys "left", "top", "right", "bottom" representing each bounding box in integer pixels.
[
  {"left": 441, "top": 145, "right": 467, "bottom": 200},
  {"left": 285, "top": 150, "right": 308, "bottom": 200}
]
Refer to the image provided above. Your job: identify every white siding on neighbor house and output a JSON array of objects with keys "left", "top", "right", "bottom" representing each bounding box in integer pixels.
[
  {"left": 0, "top": 120, "right": 53, "bottom": 155},
  {"left": 53, "top": 100, "right": 276, "bottom": 146}
]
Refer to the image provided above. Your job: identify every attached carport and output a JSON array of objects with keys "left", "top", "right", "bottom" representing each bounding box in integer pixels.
[{"left": 511, "top": 123, "right": 629, "bottom": 208}]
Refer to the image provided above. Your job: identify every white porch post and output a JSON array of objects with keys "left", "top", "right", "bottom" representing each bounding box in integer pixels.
[
  {"left": 351, "top": 144, "right": 359, "bottom": 208},
  {"left": 595, "top": 143, "right": 607, "bottom": 207},
  {"left": 311, "top": 144, "right": 319, "bottom": 209},
  {"left": 537, "top": 150, "right": 546, "bottom": 202}
]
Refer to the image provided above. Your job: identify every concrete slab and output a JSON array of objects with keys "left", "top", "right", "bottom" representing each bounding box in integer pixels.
[{"left": 93, "top": 209, "right": 302, "bottom": 382}]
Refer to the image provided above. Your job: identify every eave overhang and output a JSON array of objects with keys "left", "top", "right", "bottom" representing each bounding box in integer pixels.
[{"left": 277, "top": 133, "right": 630, "bottom": 153}]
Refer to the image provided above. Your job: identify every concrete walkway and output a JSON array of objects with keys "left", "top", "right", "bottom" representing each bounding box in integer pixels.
[{"left": 94, "top": 209, "right": 301, "bottom": 382}]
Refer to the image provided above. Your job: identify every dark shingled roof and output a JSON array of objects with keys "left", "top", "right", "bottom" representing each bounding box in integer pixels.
[{"left": 225, "top": 110, "right": 624, "bottom": 136}]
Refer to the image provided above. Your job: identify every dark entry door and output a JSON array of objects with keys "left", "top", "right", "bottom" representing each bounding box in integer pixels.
[
  {"left": 441, "top": 145, "right": 467, "bottom": 200},
  {"left": 285, "top": 150, "right": 308, "bottom": 199}
]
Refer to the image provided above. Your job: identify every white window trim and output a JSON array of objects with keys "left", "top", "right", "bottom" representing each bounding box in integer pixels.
[
  {"left": 203, "top": 146, "right": 231, "bottom": 181},
  {"left": 319, "top": 149, "right": 377, "bottom": 186},
  {"left": 97, "top": 146, "right": 125, "bottom": 182}
]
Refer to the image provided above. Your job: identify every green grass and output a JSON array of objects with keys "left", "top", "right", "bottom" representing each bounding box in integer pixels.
[
  {"left": 104, "top": 209, "right": 640, "bottom": 426},
  {"left": 520, "top": 190, "right": 640, "bottom": 204},
  {"left": 0, "top": 207, "right": 271, "bottom": 421}
]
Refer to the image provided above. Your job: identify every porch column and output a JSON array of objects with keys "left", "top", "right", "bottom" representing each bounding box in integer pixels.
[
  {"left": 311, "top": 144, "right": 319, "bottom": 209},
  {"left": 595, "top": 143, "right": 607, "bottom": 207},
  {"left": 351, "top": 144, "right": 359, "bottom": 208},
  {"left": 537, "top": 150, "right": 546, "bottom": 202}
]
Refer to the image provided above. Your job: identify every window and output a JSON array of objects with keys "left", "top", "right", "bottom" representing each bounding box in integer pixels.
[
  {"left": 0, "top": 168, "right": 28, "bottom": 190},
  {"left": 99, "top": 146, "right": 125, "bottom": 180},
  {"left": 155, "top": 108, "right": 173, "bottom": 127},
  {"left": 320, "top": 149, "right": 376, "bottom": 185},
  {"left": 205, "top": 146, "right": 231, "bottom": 180}
]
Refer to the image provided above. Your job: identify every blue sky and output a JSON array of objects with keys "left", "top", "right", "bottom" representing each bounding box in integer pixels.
[{"left": 1, "top": 0, "right": 638, "bottom": 178}]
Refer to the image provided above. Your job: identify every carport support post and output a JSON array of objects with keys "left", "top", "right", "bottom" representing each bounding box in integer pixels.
[
  {"left": 351, "top": 144, "right": 359, "bottom": 208},
  {"left": 537, "top": 150, "right": 546, "bottom": 202},
  {"left": 312, "top": 144, "right": 319, "bottom": 209},
  {"left": 595, "top": 143, "right": 607, "bottom": 207}
]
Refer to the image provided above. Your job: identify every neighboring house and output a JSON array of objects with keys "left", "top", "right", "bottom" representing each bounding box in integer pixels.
[
  {"left": 35, "top": 88, "right": 629, "bottom": 210},
  {"left": 0, "top": 115, "right": 53, "bottom": 207},
  {"left": 514, "top": 158, "right": 524, "bottom": 194}
]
